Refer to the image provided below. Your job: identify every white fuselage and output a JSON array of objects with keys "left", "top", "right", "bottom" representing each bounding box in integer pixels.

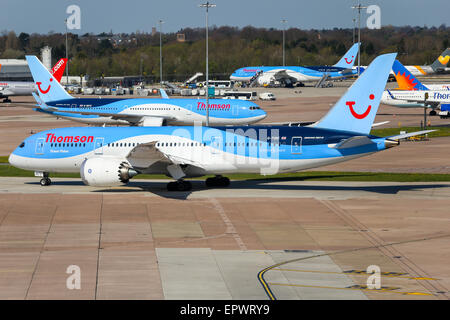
[
  {"left": 9, "top": 133, "right": 374, "bottom": 176},
  {"left": 0, "top": 81, "right": 36, "bottom": 97}
]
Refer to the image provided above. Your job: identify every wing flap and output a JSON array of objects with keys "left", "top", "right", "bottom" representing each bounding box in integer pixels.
[{"left": 335, "top": 136, "right": 374, "bottom": 149}]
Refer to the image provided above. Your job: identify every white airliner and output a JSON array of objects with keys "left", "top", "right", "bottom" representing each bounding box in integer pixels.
[
  {"left": 381, "top": 60, "right": 450, "bottom": 114},
  {"left": 0, "top": 58, "right": 67, "bottom": 102}
]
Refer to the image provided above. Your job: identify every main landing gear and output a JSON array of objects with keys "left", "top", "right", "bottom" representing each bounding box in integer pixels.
[
  {"left": 165, "top": 176, "right": 231, "bottom": 191},
  {"left": 166, "top": 180, "right": 192, "bottom": 191},
  {"left": 40, "top": 173, "right": 51, "bottom": 186},
  {"left": 205, "top": 175, "right": 230, "bottom": 188}
]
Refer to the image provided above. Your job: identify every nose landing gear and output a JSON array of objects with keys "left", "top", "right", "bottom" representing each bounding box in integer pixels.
[{"left": 39, "top": 173, "right": 51, "bottom": 186}]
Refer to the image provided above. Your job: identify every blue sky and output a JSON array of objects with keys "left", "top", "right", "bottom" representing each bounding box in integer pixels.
[{"left": 1, "top": 0, "right": 449, "bottom": 34}]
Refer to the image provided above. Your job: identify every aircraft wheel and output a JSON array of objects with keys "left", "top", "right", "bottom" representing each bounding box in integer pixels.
[
  {"left": 40, "top": 178, "right": 51, "bottom": 186},
  {"left": 167, "top": 180, "right": 191, "bottom": 191},
  {"left": 205, "top": 176, "right": 230, "bottom": 188},
  {"left": 220, "top": 177, "right": 230, "bottom": 187},
  {"left": 205, "top": 177, "right": 216, "bottom": 188}
]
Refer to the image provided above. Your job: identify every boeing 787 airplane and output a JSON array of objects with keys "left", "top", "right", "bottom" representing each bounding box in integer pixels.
[
  {"left": 10, "top": 53, "right": 433, "bottom": 190},
  {"left": 26, "top": 56, "right": 266, "bottom": 126},
  {"left": 230, "top": 43, "right": 360, "bottom": 87}
]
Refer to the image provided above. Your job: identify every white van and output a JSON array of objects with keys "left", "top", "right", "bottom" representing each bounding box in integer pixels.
[{"left": 259, "top": 92, "right": 276, "bottom": 100}]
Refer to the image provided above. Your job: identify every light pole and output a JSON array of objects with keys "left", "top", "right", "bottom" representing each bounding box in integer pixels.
[
  {"left": 65, "top": 18, "right": 69, "bottom": 85},
  {"left": 159, "top": 19, "right": 164, "bottom": 86},
  {"left": 281, "top": 19, "right": 287, "bottom": 66},
  {"left": 351, "top": 3, "right": 367, "bottom": 76},
  {"left": 352, "top": 18, "right": 356, "bottom": 44},
  {"left": 199, "top": 1, "right": 216, "bottom": 127}
]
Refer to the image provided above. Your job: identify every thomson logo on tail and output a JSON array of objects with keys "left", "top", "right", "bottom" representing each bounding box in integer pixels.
[
  {"left": 36, "top": 78, "right": 53, "bottom": 94},
  {"left": 345, "top": 56, "right": 355, "bottom": 64},
  {"left": 346, "top": 94, "right": 374, "bottom": 119}
]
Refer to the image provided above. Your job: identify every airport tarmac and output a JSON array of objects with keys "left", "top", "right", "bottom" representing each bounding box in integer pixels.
[
  {"left": 0, "top": 87, "right": 449, "bottom": 300},
  {"left": 0, "top": 178, "right": 449, "bottom": 299}
]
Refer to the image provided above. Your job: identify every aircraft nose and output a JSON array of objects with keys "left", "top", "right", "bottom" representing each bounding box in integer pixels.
[{"left": 8, "top": 153, "right": 18, "bottom": 167}]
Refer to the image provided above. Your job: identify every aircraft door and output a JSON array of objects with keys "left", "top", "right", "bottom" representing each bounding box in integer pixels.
[
  {"left": 291, "top": 136, "right": 302, "bottom": 154},
  {"left": 94, "top": 137, "right": 104, "bottom": 155},
  {"left": 35, "top": 138, "right": 45, "bottom": 155},
  {"left": 210, "top": 136, "right": 222, "bottom": 155}
]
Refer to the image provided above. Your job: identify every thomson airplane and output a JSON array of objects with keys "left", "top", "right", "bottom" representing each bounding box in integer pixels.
[
  {"left": 0, "top": 58, "right": 66, "bottom": 103},
  {"left": 381, "top": 59, "right": 450, "bottom": 114},
  {"left": 230, "top": 43, "right": 360, "bottom": 87},
  {"left": 9, "top": 53, "right": 433, "bottom": 190},
  {"left": 26, "top": 56, "right": 266, "bottom": 126}
]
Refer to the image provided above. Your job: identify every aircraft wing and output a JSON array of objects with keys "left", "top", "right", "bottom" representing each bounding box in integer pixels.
[
  {"left": 387, "top": 130, "right": 436, "bottom": 140},
  {"left": 0, "top": 87, "right": 14, "bottom": 96},
  {"left": 271, "top": 69, "right": 297, "bottom": 81},
  {"left": 126, "top": 141, "right": 206, "bottom": 170}
]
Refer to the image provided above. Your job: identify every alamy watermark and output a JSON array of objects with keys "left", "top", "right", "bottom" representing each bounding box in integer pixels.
[{"left": 66, "top": 5, "right": 81, "bottom": 30}]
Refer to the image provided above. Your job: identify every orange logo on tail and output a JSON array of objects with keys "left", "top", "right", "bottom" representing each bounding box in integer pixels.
[{"left": 438, "top": 55, "right": 450, "bottom": 65}]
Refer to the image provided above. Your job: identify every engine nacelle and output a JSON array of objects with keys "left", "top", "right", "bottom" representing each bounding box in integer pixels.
[{"left": 80, "top": 157, "right": 138, "bottom": 186}]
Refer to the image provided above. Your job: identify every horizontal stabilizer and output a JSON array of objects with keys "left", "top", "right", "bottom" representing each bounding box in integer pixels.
[
  {"left": 372, "top": 121, "right": 390, "bottom": 127},
  {"left": 31, "top": 92, "right": 58, "bottom": 111}
]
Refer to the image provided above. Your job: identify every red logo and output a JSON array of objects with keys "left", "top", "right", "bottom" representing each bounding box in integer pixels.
[
  {"left": 344, "top": 56, "right": 354, "bottom": 64},
  {"left": 346, "top": 94, "right": 374, "bottom": 119},
  {"left": 36, "top": 78, "right": 53, "bottom": 94},
  {"left": 46, "top": 133, "right": 94, "bottom": 143}
]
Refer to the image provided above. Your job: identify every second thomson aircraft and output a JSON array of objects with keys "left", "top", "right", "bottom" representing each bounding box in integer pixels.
[{"left": 26, "top": 56, "right": 267, "bottom": 126}]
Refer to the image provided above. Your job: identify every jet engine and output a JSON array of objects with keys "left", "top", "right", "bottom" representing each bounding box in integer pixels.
[{"left": 80, "top": 157, "right": 138, "bottom": 186}]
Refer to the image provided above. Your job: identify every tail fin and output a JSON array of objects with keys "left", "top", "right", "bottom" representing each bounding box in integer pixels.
[
  {"left": 313, "top": 53, "right": 396, "bottom": 135},
  {"left": 26, "top": 56, "right": 72, "bottom": 102},
  {"left": 431, "top": 48, "right": 450, "bottom": 72},
  {"left": 334, "top": 43, "right": 360, "bottom": 68},
  {"left": 392, "top": 60, "right": 429, "bottom": 90},
  {"left": 50, "top": 58, "right": 67, "bottom": 83}
]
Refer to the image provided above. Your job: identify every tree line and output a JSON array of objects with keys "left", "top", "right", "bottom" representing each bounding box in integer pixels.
[{"left": 0, "top": 25, "right": 448, "bottom": 82}]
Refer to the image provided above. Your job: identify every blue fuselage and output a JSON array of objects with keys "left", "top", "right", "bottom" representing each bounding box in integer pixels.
[
  {"left": 10, "top": 125, "right": 388, "bottom": 177},
  {"left": 36, "top": 97, "right": 267, "bottom": 126}
]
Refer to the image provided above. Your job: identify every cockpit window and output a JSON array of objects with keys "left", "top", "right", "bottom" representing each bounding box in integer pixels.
[{"left": 19, "top": 142, "right": 25, "bottom": 148}]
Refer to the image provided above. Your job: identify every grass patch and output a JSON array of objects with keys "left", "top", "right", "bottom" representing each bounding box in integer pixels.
[
  {"left": 371, "top": 126, "right": 450, "bottom": 138},
  {"left": 1, "top": 165, "right": 450, "bottom": 182}
]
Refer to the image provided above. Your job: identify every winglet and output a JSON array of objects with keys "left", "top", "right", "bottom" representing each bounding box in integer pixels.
[{"left": 160, "top": 88, "right": 169, "bottom": 99}]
